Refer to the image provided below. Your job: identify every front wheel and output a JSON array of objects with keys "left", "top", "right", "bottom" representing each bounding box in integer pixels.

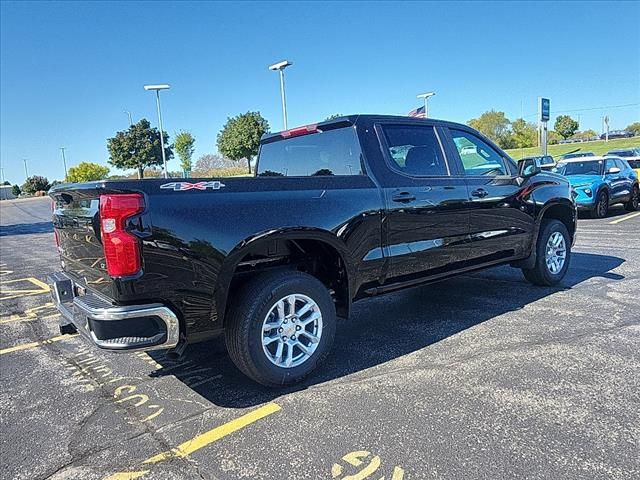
[
  {"left": 624, "top": 185, "right": 639, "bottom": 211},
  {"left": 522, "top": 219, "right": 571, "bottom": 286},
  {"left": 591, "top": 190, "right": 609, "bottom": 218},
  {"left": 225, "top": 270, "right": 336, "bottom": 387}
]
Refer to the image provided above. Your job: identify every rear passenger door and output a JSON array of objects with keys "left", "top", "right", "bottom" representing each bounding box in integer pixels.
[
  {"left": 445, "top": 127, "right": 535, "bottom": 264},
  {"left": 374, "top": 122, "right": 470, "bottom": 283}
]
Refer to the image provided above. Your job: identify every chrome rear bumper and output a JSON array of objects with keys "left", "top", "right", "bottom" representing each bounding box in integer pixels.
[{"left": 48, "top": 271, "right": 179, "bottom": 352}]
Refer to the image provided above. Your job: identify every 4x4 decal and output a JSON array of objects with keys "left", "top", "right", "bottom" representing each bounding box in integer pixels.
[{"left": 160, "top": 181, "right": 226, "bottom": 191}]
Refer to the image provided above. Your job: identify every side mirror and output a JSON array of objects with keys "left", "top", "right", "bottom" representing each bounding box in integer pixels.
[
  {"left": 607, "top": 167, "right": 621, "bottom": 175},
  {"left": 518, "top": 158, "right": 541, "bottom": 177}
]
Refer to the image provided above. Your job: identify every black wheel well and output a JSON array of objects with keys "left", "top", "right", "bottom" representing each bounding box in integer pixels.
[
  {"left": 226, "top": 238, "right": 350, "bottom": 321},
  {"left": 542, "top": 204, "right": 576, "bottom": 242}
]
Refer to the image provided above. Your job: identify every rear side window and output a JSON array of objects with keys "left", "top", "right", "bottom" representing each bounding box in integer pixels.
[
  {"left": 380, "top": 125, "right": 448, "bottom": 176},
  {"left": 257, "top": 127, "right": 363, "bottom": 177}
]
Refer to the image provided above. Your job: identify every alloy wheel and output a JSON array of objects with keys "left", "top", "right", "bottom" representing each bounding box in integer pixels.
[
  {"left": 545, "top": 231, "right": 567, "bottom": 274},
  {"left": 261, "top": 294, "right": 323, "bottom": 368}
]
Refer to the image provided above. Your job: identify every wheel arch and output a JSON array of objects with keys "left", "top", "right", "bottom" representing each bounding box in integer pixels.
[
  {"left": 513, "top": 199, "right": 576, "bottom": 270},
  {"left": 213, "top": 228, "right": 356, "bottom": 325}
]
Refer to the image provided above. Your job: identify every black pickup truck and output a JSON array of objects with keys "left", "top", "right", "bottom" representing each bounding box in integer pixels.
[{"left": 49, "top": 115, "right": 577, "bottom": 386}]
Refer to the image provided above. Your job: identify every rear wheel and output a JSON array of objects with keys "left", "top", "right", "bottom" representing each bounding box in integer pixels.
[
  {"left": 624, "top": 184, "right": 639, "bottom": 211},
  {"left": 591, "top": 190, "right": 609, "bottom": 218},
  {"left": 225, "top": 270, "right": 336, "bottom": 387},
  {"left": 522, "top": 219, "right": 571, "bottom": 286}
]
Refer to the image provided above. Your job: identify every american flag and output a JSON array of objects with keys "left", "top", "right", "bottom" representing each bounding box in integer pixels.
[{"left": 408, "top": 105, "right": 426, "bottom": 118}]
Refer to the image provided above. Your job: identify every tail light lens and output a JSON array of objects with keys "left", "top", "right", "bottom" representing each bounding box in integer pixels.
[{"left": 99, "top": 194, "right": 145, "bottom": 277}]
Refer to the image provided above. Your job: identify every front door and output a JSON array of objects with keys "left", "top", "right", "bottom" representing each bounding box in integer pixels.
[
  {"left": 375, "top": 122, "right": 470, "bottom": 284},
  {"left": 446, "top": 127, "right": 535, "bottom": 264}
]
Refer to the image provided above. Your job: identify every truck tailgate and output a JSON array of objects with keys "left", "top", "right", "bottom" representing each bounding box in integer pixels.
[{"left": 51, "top": 187, "right": 110, "bottom": 294}]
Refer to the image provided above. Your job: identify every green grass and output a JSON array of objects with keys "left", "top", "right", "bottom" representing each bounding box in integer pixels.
[{"left": 505, "top": 137, "right": 640, "bottom": 160}]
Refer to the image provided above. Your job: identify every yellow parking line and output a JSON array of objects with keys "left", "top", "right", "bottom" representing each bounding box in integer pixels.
[
  {"left": 105, "top": 402, "right": 282, "bottom": 480},
  {"left": 143, "top": 402, "right": 282, "bottom": 464},
  {"left": 0, "top": 334, "right": 77, "bottom": 355},
  {"left": 0, "top": 277, "right": 50, "bottom": 300},
  {"left": 609, "top": 212, "right": 640, "bottom": 224}
]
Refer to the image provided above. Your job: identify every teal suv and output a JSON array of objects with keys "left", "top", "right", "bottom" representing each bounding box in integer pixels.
[{"left": 554, "top": 156, "right": 639, "bottom": 218}]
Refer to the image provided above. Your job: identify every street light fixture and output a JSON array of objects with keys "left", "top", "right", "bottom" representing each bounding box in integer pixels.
[
  {"left": 143, "top": 84, "right": 170, "bottom": 178},
  {"left": 269, "top": 60, "right": 292, "bottom": 130},
  {"left": 124, "top": 110, "right": 133, "bottom": 126},
  {"left": 416, "top": 92, "right": 436, "bottom": 118}
]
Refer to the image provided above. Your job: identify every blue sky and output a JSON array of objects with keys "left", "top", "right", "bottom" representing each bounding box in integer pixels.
[{"left": 1, "top": 1, "right": 639, "bottom": 183}]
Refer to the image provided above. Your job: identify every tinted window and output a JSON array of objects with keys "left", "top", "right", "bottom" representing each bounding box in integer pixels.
[
  {"left": 604, "top": 159, "right": 617, "bottom": 172},
  {"left": 450, "top": 129, "right": 507, "bottom": 176},
  {"left": 380, "top": 125, "right": 448, "bottom": 176},
  {"left": 628, "top": 159, "right": 640, "bottom": 169},
  {"left": 257, "top": 127, "right": 363, "bottom": 177}
]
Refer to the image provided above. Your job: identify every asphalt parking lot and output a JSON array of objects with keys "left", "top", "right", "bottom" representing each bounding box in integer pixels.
[{"left": 1, "top": 197, "right": 639, "bottom": 480}]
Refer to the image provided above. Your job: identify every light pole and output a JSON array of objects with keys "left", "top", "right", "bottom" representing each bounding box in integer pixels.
[
  {"left": 416, "top": 92, "right": 436, "bottom": 118},
  {"left": 60, "top": 147, "right": 68, "bottom": 179},
  {"left": 143, "top": 84, "right": 170, "bottom": 178},
  {"left": 124, "top": 110, "right": 133, "bottom": 126},
  {"left": 269, "top": 60, "right": 292, "bottom": 130},
  {"left": 23, "top": 159, "right": 29, "bottom": 179}
]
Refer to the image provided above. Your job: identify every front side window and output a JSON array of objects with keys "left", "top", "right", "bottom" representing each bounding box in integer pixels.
[
  {"left": 257, "top": 127, "right": 363, "bottom": 177},
  {"left": 450, "top": 129, "right": 507, "bottom": 176},
  {"left": 604, "top": 159, "right": 617, "bottom": 173},
  {"left": 380, "top": 125, "right": 448, "bottom": 176}
]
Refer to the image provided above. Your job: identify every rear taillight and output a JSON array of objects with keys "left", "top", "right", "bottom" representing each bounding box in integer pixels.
[{"left": 99, "top": 193, "right": 145, "bottom": 277}]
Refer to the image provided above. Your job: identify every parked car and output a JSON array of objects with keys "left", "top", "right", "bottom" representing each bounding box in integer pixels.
[
  {"left": 49, "top": 115, "right": 579, "bottom": 386},
  {"left": 518, "top": 155, "right": 556, "bottom": 172},
  {"left": 560, "top": 151, "right": 595, "bottom": 161},
  {"left": 553, "top": 156, "right": 639, "bottom": 218},
  {"left": 600, "top": 130, "right": 634, "bottom": 140},
  {"left": 606, "top": 148, "right": 640, "bottom": 177}
]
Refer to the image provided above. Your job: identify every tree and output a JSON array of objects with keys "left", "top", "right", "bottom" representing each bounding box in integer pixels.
[
  {"left": 625, "top": 122, "right": 640, "bottom": 136},
  {"left": 467, "top": 110, "right": 512, "bottom": 148},
  {"left": 548, "top": 131, "right": 562, "bottom": 145},
  {"left": 192, "top": 154, "right": 235, "bottom": 176},
  {"left": 2, "top": 180, "right": 10, "bottom": 186},
  {"left": 510, "top": 118, "right": 538, "bottom": 149},
  {"left": 66, "top": 162, "right": 110, "bottom": 183},
  {"left": 217, "top": 111, "right": 269, "bottom": 174},
  {"left": 554, "top": 115, "right": 579, "bottom": 139},
  {"left": 571, "top": 129, "right": 597, "bottom": 139},
  {"left": 107, "top": 118, "right": 173, "bottom": 179},
  {"left": 11, "top": 185, "right": 21, "bottom": 196},
  {"left": 174, "top": 131, "right": 196, "bottom": 173},
  {"left": 325, "top": 114, "right": 343, "bottom": 121},
  {"left": 21, "top": 176, "right": 50, "bottom": 194}
]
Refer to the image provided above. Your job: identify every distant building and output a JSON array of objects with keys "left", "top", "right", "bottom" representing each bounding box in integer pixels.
[{"left": 0, "top": 185, "right": 17, "bottom": 200}]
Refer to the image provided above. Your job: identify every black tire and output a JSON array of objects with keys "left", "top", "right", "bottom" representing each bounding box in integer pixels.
[
  {"left": 624, "top": 184, "right": 639, "bottom": 211},
  {"left": 225, "top": 270, "right": 336, "bottom": 387},
  {"left": 590, "top": 190, "right": 609, "bottom": 218},
  {"left": 522, "top": 219, "right": 571, "bottom": 286}
]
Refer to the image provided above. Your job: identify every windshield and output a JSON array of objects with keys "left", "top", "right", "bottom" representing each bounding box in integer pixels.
[
  {"left": 562, "top": 152, "right": 594, "bottom": 160},
  {"left": 608, "top": 150, "right": 632, "bottom": 157},
  {"left": 555, "top": 160, "right": 603, "bottom": 176}
]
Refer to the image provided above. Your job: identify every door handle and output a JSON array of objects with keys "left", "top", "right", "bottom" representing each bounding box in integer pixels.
[
  {"left": 391, "top": 191, "right": 416, "bottom": 203},
  {"left": 471, "top": 188, "right": 489, "bottom": 198}
]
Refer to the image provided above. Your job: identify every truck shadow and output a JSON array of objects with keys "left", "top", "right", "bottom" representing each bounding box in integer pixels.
[
  {"left": 0, "top": 221, "right": 53, "bottom": 236},
  {"left": 148, "top": 251, "right": 624, "bottom": 408}
]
